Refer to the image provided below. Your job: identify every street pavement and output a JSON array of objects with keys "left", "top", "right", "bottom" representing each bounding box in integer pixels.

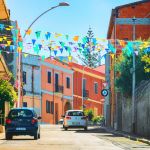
[{"left": 0, "top": 125, "right": 149, "bottom": 150}]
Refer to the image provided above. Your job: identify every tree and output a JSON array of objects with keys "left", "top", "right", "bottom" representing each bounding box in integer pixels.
[
  {"left": 78, "top": 27, "right": 100, "bottom": 68},
  {"left": 115, "top": 41, "right": 150, "bottom": 97},
  {"left": 0, "top": 79, "right": 17, "bottom": 114}
]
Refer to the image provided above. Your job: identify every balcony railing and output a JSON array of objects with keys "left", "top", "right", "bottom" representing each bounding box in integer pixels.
[
  {"left": 55, "top": 85, "right": 64, "bottom": 93},
  {"left": 83, "top": 90, "right": 89, "bottom": 99}
]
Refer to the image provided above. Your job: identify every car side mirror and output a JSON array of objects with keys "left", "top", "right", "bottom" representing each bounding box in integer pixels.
[
  {"left": 61, "top": 115, "right": 65, "bottom": 118},
  {"left": 37, "top": 116, "right": 42, "bottom": 120}
]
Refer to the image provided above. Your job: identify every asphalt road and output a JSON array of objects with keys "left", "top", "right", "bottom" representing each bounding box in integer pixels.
[{"left": 0, "top": 125, "right": 149, "bottom": 150}]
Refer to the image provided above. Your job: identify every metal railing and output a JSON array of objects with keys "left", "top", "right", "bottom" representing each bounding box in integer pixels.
[{"left": 55, "top": 85, "right": 64, "bottom": 93}]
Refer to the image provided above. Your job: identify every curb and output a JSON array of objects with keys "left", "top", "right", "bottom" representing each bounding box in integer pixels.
[{"left": 104, "top": 128, "right": 150, "bottom": 145}]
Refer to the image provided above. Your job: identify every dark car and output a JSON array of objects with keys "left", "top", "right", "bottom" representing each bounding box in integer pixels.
[{"left": 5, "top": 108, "right": 41, "bottom": 140}]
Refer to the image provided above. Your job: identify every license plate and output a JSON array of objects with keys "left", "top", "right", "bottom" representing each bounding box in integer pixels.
[
  {"left": 72, "top": 122, "right": 80, "bottom": 125},
  {"left": 16, "top": 128, "right": 26, "bottom": 131}
]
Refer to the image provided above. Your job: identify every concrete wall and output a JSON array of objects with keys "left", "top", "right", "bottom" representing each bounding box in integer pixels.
[
  {"left": 116, "top": 80, "right": 150, "bottom": 138},
  {"left": 136, "top": 81, "right": 150, "bottom": 138}
]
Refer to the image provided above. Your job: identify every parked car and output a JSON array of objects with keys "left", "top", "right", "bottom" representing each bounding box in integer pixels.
[
  {"left": 58, "top": 118, "right": 64, "bottom": 124},
  {"left": 62, "top": 110, "right": 88, "bottom": 131},
  {"left": 5, "top": 108, "right": 41, "bottom": 140}
]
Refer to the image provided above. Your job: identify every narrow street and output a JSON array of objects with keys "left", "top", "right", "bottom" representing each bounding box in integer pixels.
[{"left": 0, "top": 125, "right": 149, "bottom": 150}]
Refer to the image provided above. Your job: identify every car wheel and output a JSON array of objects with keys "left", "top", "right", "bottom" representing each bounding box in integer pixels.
[
  {"left": 64, "top": 127, "right": 68, "bottom": 131},
  {"left": 34, "top": 132, "right": 38, "bottom": 140},
  {"left": 84, "top": 127, "right": 88, "bottom": 131},
  {"left": 6, "top": 133, "right": 12, "bottom": 140}
]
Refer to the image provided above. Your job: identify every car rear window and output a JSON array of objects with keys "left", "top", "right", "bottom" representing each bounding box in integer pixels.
[
  {"left": 67, "top": 111, "right": 84, "bottom": 116},
  {"left": 8, "top": 109, "right": 33, "bottom": 118}
]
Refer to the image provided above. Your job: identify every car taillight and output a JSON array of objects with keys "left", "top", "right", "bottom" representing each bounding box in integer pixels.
[
  {"left": 66, "top": 116, "right": 71, "bottom": 120},
  {"left": 6, "top": 119, "right": 11, "bottom": 124},
  {"left": 31, "top": 118, "right": 37, "bottom": 124},
  {"left": 81, "top": 116, "right": 87, "bottom": 120}
]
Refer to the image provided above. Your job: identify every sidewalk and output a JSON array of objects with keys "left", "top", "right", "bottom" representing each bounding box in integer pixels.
[{"left": 104, "top": 127, "right": 150, "bottom": 145}]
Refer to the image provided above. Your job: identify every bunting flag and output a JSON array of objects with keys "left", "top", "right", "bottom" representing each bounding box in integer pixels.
[
  {"left": 26, "top": 29, "right": 32, "bottom": 35},
  {"left": 35, "top": 31, "right": 41, "bottom": 39},
  {"left": 73, "top": 36, "right": 79, "bottom": 42}
]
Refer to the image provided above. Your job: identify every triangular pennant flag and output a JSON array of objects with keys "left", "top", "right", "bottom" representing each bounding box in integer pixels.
[
  {"left": 35, "top": 31, "right": 41, "bottom": 39},
  {"left": 38, "top": 44, "right": 42, "bottom": 50},
  {"left": 59, "top": 42, "right": 65, "bottom": 47},
  {"left": 68, "top": 55, "right": 72, "bottom": 61},
  {"left": 41, "top": 56, "right": 45, "bottom": 61},
  {"left": 65, "top": 35, "right": 69, "bottom": 40},
  {"left": 54, "top": 50, "right": 57, "bottom": 56},
  {"left": 26, "top": 29, "right": 32, "bottom": 35},
  {"left": 32, "top": 39, "right": 36, "bottom": 45},
  {"left": 7, "top": 41, "right": 11, "bottom": 46},
  {"left": 24, "top": 53, "right": 29, "bottom": 58},
  {"left": 0, "top": 50, "right": 2, "bottom": 55},
  {"left": 73, "top": 36, "right": 79, "bottom": 42},
  {"left": 60, "top": 48, "right": 63, "bottom": 53},
  {"left": 134, "top": 51, "right": 139, "bottom": 56},
  {"left": 0, "top": 24, "right": 4, "bottom": 30}
]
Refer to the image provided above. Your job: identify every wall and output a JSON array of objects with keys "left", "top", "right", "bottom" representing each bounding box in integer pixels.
[
  {"left": 22, "top": 54, "right": 41, "bottom": 115},
  {"left": 70, "top": 63, "right": 105, "bottom": 116},
  {"left": 116, "top": 80, "right": 150, "bottom": 138}
]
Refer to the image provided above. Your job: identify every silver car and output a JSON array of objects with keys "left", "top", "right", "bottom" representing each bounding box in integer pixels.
[{"left": 62, "top": 110, "right": 88, "bottom": 131}]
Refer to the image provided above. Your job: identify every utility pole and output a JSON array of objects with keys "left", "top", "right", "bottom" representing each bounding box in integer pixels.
[{"left": 132, "top": 17, "right": 136, "bottom": 133}]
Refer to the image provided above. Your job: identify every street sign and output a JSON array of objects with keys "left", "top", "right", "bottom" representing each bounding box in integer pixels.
[
  {"left": 116, "top": 18, "right": 150, "bottom": 25},
  {"left": 101, "top": 89, "right": 108, "bottom": 97}
]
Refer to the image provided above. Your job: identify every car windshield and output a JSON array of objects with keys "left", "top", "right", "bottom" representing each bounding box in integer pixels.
[
  {"left": 67, "top": 111, "right": 84, "bottom": 116},
  {"left": 8, "top": 109, "right": 33, "bottom": 118}
]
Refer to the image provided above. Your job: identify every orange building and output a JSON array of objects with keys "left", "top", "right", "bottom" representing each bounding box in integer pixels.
[
  {"left": 69, "top": 63, "right": 105, "bottom": 117},
  {"left": 41, "top": 58, "right": 74, "bottom": 124},
  {"left": 106, "top": 0, "right": 150, "bottom": 127}
]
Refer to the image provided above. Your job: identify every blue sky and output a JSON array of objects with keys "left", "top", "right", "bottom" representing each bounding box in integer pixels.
[{"left": 6, "top": 0, "right": 140, "bottom": 38}]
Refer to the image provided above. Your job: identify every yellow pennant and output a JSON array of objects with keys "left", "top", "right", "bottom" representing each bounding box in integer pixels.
[
  {"left": 24, "top": 53, "right": 28, "bottom": 57},
  {"left": 68, "top": 56, "right": 72, "bottom": 61},
  {"left": 7, "top": 41, "right": 11, "bottom": 45},
  {"left": 3, "top": 36, "right": 7, "bottom": 40},
  {"left": 5, "top": 28, "right": 11, "bottom": 31}
]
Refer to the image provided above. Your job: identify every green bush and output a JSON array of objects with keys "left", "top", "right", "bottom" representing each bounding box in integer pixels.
[
  {"left": 84, "top": 109, "right": 94, "bottom": 121},
  {"left": 92, "top": 116, "right": 104, "bottom": 124}
]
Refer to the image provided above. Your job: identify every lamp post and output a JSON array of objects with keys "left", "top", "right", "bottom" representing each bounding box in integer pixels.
[
  {"left": 17, "top": 2, "right": 70, "bottom": 108},
  {"left": 132, "top": 17, "right": 136, "bottom": 133}
]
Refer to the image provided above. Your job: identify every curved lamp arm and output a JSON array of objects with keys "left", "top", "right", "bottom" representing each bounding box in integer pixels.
[{"left": 23, "top": 2, "right": 69, "bottom": 38}]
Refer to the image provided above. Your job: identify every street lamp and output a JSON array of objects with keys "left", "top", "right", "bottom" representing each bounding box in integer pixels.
[
  {"left": 23, "top": 2, "right": 69, "bottom": 38},
  {"left": 17, "top": 2, "right": 70, "bottom": 108}
]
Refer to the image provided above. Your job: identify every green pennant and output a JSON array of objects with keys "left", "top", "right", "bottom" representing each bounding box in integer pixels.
[
  {"left": 41, "top": 55, "right": 45, "bottom": 61},
  {"left": 0, "top": 50, "right": 2, "bottom": 55},
  {"left": 33, "top": 45, "right": 40, "bottom": 54},
  {"left": 65, "top": 35, "right": 69, "bottom": 40},
  {"left": 35, "top": 31, "right": 41, "bottom": 39}
]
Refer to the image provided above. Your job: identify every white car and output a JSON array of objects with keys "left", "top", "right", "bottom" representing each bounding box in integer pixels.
[{"left": 62, "top": 110, "right": 88, "bottom": 131}]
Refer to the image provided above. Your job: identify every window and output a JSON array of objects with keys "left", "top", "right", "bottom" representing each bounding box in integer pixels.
[
  {"left": 23, "top": 102, "right": 27, "bottom": 107},
  {"left": 50, "top": 102, "right": 54, "bottom": 114},
  {"left": 66, "top": 77, "right": 70, "bottom": 88},
  {"left": 23, "top": 71, "right": 26, "bottom": 84},
  {"left": 46, "top": 100, "right": 50, "bottom": 113},
  {"left": 47, "top": 71, "right": 51, "bottom": 83},
  {"left": 94, "top": 82, "right": 98, "bottom": 94}
]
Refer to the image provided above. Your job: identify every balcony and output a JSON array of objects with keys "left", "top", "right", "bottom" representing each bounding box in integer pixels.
[
  {"left": 83, "top": 90, "right": 89, "bottom": 99},
  {"left": 55, "top": 85, "right": 64, "bottom": 93}
]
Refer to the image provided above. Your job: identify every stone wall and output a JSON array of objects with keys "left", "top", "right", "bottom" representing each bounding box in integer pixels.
[{"left": 116, "top": 80, "right": 150, "bottom": 138}]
